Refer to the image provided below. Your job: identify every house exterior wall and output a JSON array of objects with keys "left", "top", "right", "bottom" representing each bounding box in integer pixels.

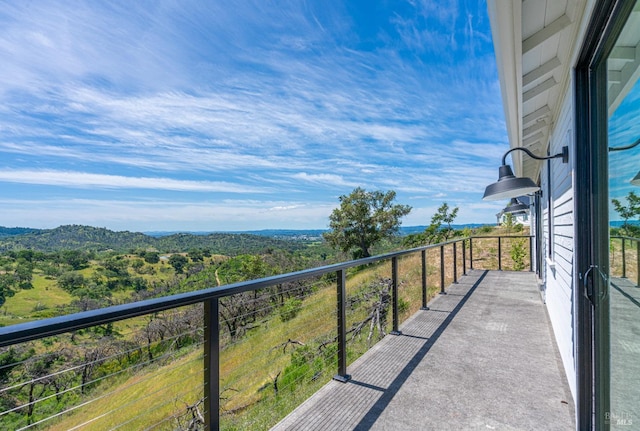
[
  {"left": 496, "top": 211, "right": 530, "bottom": 226},
  {"left": 540, "top": 75, "right": 577, "bottom": 401}
]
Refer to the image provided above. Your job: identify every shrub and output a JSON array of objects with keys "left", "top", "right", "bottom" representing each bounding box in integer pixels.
[
  {"left": 130, "top": 259, "right": 144, "bottom": 272},
  {"left": 510, "top": 239, "right": 527, "bottom": 271},
  {"left": 479, "top": 225, "right": 495, "bottom": 234},
  {"left": 279, "top": 297, "right": 302, "bottom": 322},
  {"left": 143, "top": 251, "right": 160, "bottom": 264},
  {"left": 398, "top": 298, "right": 409, "bottom": 314}
]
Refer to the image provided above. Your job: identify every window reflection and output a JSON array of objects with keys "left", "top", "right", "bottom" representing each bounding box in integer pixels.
[{"left": 607, "top": 3, "right": 640, "bottom": 426}]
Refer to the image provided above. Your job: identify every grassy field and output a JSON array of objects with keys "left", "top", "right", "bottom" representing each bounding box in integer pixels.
[
  {"left": 0, "top": 273, "right": 72, "bottom": 326},
  {"left": 0, "top": 254, "right": 228, "bottom": 327}
]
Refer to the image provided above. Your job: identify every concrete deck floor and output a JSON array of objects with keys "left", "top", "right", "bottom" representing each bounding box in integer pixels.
[
  {"left": 271, "top": 270, "right": 575, "bottom": 431},
  {"left": 610, "top": 277, "right": 640, "bottom": 421}
]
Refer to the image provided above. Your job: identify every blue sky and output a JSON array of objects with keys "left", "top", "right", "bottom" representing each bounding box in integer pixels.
[
  {"left": 609, "top": 77, "right": 640, "bottom": 219},
  {"left": 0, "top": 0, "right": 509, "bottom": 232}
]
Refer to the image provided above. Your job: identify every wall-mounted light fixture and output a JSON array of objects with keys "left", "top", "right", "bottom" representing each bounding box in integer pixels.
[
  {"left": 609, "top": 137, "right": 640, "bottom": 185},
  {"left": 483, "top": 146, "right": 569, "bottom": 200},
  {"left": 503, "top": 197, "right": 529, "bottom": 214}
]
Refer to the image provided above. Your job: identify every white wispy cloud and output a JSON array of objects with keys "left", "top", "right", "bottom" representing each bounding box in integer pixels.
[
  {"left": 0, "top": 169, "right": 269, "bottom": 193},
  {"left": 291, "top": 172, "right": 358, "bottom": 188}
]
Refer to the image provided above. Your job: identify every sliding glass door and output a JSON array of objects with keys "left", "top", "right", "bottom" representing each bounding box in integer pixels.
[
  {"left": 606, "top": 4, "right": 640, "bottom": 427},
  {"left": 576, "top": 1, "right": 640, "bottom": 429}
]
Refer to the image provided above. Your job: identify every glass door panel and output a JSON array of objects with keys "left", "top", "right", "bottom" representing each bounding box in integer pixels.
[{"left": 607, "top": 3, "right": 640, "bottom": 426}]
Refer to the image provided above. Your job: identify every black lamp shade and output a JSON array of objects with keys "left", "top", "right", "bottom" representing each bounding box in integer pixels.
[
  {"left": 503, "top": 197, "right": 528, "bottom": 214},
  {"left": 632, "top": 170, "right": 640, "bottom": 186},
  {"left": 483, "top": 165, "right": 540, "bottom": 200}
]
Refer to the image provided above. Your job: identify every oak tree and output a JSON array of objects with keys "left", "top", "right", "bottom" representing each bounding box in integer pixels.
[
  {"left": 323, "top": 188, "right": 411, "bottom": 259},
  {"left": 612, "top": 191, "right": 640, "bottom": 234}
]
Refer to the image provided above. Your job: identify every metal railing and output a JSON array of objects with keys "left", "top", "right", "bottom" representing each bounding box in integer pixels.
[
  {"left": 0, "top": 235, "right": 532, "bottom": 430},
  {"left": 611, "top": 235, "right": 640, "bottom": 285},
  {"left": 468, "top": 235, "right": 533, "bottom": 272}
]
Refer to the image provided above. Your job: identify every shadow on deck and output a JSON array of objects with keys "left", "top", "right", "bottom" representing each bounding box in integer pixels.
[{"left": 272, "top": 270, "right": 575, "bottom": 430}]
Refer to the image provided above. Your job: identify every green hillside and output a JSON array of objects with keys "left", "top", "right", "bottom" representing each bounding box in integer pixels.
[
  {"left": 0, "top": 224, "right": 305, "bottom": 255},
  {"left": 0, "top": 226, "right": 41, "bottom": 237}
]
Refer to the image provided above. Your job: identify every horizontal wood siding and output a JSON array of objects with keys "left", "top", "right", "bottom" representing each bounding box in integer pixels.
[{"left": 541, "top": 86, "right": 577, "bottom": 401}]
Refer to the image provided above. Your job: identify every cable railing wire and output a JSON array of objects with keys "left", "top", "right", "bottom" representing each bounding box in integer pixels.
[
  {"left": 12, "top": 343, "right": 203, "bottom": 430},
  {"left": 77, "top": 366, "right": 203, "bottom": 431}
]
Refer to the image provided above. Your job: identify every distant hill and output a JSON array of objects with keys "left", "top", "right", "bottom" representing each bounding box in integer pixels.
[
  {"left": 0, "top": 225, "right": 305, "bottom": 254},
  {"left": 145, "top": 224, "right": 494, "bottom": 239},
  {"left": 0, "top": 223, "right": 501, "bottom": 254},
  {"left": 145, "top": 228, "right": 327, "bottom": 239},
  {"left": 0, "top": 226, "right": 41, "bottom": 237}
]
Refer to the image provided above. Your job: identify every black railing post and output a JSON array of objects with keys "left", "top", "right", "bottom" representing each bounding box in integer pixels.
[
  {"left": 391, "top": 257, "right": 401, "bottom": 335},
  {"left": 637, "top": 240, "right": 640, "bottom": 287},
  {"left": 421, "top": 249, "right": 429, "bottom": 310},
  {"left": 453, "top": 242, "right": 458, "bottom": 284},
  {"left": 462, "top": 239, "right": 467, "bottom": 276},
  {"left": 498, "top": 237, "right": 502, "bottom": 271},
  {"left": 529, "top": 236, "right": 533, "bottom": 271},
  {"left": 204, "top": 299, "right": 220, "bottom": 431},
  {"left": 334, "top": 269, "right": 350, "bottom": 382},
  {"left": 469, "top": 238, "right": 474, "bottom": 270},
  {"left": 439, "top": 245, "right": 446, "bottom": 294},
  {"left": 621, "top": 238, "right": 627, "bottom": 278}
]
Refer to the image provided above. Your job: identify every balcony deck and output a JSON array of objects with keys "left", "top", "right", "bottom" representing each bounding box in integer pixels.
[{"left": 271, "top": 269, "right": 575, "bottom": 430}]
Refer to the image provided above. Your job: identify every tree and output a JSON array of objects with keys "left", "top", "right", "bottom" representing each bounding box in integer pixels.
[
  {"left": 57, "top": 272, "right": 86, "bottom": 292},
  {"left": 143, "top": 251, "right": 160, "bottom": 264},
  {"left": 323, "top": 188, "right": 411, "bottom": 259},
  {"left": 187, "top": 249, "right": 204, "bottom": 262},
  {"left": 0, "top": 274, "right": 16, "bottom": 307},
  {"left": 14, "top": 261, "right": 34, "bottom": 289},
  {"left": 98, "top": 257, "right": 132, "bottom": 290},
  {"left": 402, "top": 202, "right": 460, "bottom": 247},
  {"left": 56, "top": 250, "right": 90, "bottom": 270},
  {"left": 612, "top": 191, "right": 640, "bottom": 234},
  {"left": 431, "top": 202, "right": 459, "bottom": 241},
  {"left": 503, "top": 212, "right": 514, "bottom": 234},
  {"left": 130, "top": 258, "right": 144, "bottom": 273},
  {"left": 169, "top": 254, "right": 189, "bottom": 274}
]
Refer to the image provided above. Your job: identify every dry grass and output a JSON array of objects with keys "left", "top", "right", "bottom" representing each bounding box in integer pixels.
[
  {"left": 46, "top": 349, "right": 203, "bottom": 431},
  {"left": 219, "top": 280, "right": 336, "bottom": 413},
  {"left": 468, "top": 235, "right": 532, "bottom": 271},
  {"left": 610, "top": 237, "right": 639, "bottom": 284}
]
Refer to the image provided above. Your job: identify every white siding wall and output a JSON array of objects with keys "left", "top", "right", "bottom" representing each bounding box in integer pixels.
[{"left": 541, "top": 84, "right": 577, "bottom": 401}]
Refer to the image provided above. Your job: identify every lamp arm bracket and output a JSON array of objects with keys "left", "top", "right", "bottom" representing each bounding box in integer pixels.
[
  {"left": 501, "top": 146, "right": 569, "bottom": 165},
  {"left": 609, "top": 137, "right": 640, "bottom": 152}
]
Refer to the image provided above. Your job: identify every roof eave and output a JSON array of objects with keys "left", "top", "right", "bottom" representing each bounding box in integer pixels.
[{"left": 487, "top": 0, "right": 524, "bottom": 175}]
